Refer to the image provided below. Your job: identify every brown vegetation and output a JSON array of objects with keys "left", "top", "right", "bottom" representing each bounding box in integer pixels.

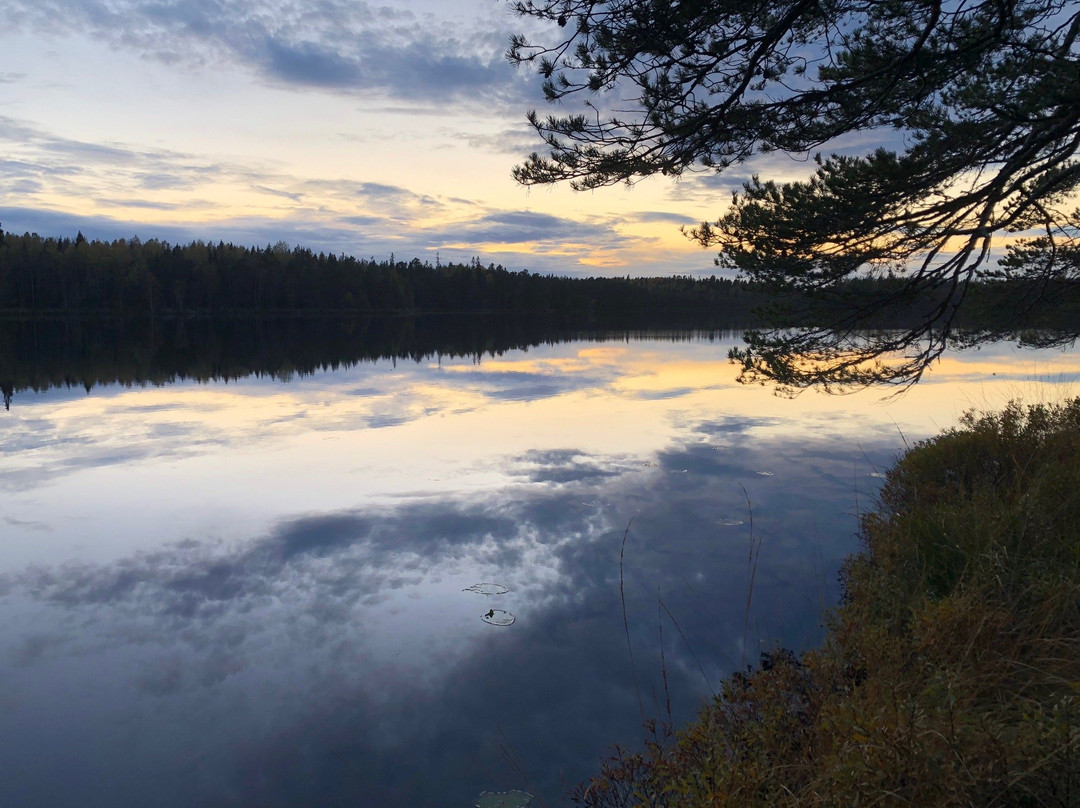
[{"left": 575, "top": 401, "right": 1080, "bottom": 807}]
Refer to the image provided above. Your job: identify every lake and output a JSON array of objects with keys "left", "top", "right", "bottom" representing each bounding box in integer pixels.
[{"left": 1, "top": 324, "right": 1077, "bottom": 807}]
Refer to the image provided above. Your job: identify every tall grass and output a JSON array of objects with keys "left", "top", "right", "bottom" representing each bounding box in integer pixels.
[{"left": 573, "top": 399, "right": 1080, "bottom": 807}]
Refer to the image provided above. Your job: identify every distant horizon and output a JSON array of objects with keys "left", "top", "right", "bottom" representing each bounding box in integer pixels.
[
  {"left": 0, "top": 0, "right": 847, "bottom": 280},
  {"left": 0, "top": 209, "right": 735, "bottom": 280}
]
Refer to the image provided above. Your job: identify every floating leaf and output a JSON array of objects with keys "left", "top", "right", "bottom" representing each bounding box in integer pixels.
[
  {"left": 463, "top": 583, "right": 509, "bottom": 596},
  {"left": 476, "top": 790, "right": 534, "bottom": 808},
  {"left": 482, "top": 609, "right": 516, "bottom": 626}
]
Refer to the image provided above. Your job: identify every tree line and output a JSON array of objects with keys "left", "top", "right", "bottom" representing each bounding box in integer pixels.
[
  {"left": 2, "top": 228, "right": 1071, "bottom": 368},
  {"left": 0, "top": 228, "right": 766, "bottom": 318}
]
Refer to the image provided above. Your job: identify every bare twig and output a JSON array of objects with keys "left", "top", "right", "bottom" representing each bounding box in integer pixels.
[
  {"left": 620, "top": 519, "right": 645, "bottom": 727},
  {"left": 739, "top": 483, "right": 763, "bottom": 669}
]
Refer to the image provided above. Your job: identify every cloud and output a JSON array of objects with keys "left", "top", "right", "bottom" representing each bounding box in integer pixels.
[
  {"left": 431, "top": 364, "right": 620, "bottom": 403},
  {"left": 512, "top": 448, "right": 627, "bottom": 484},
  {"left": 0, "top": 114, "right": 254, "bottom": 201},
  {"left": 436, "top": 209, "right": 632, "bottom": 252},
  {"left": 625, "top": 386, "right": 699, "bottom": 400},
  {"left": 38, "top": 137, "right": 138, "bottom": 164},
  {"left": 253, "top": 184, "right": 305, "bottom": 203},
  {"left": 0, "top": 206, "right": 202, "bottom": 243},
  {"left": 3, "top": 515, "right": 52, "bottom": 532},
  {"left": 0, "top": 102, "right": 710, "bottom": 275},
  {"left": 3, "top": 0, "right": 525, "bottom": 107},
  {"left": 7, "top": 501, "right": 505, "bottom": 617},
  {"left": 290, "top": 178, "right": 448, "bottom": 224},
  {"left": 96, "top": 198, "right": 185, "bottom": 210},
  {"left": 2, "top": 177, "right": 43, "bottom": 195},
  {"left": 352, "top": 180, "right": 441, "bottom": 207},
  {"left": 276, "top": 514, "right": 375, "bottom": 560},
  {"left": 0, "top": 101, "right": 713, "bottom": 276},
  {"left": 628, "top": 210, "right": 700, "bottom": 225},
  {"left": 464, "top": 125, "right": 548, "bottom": 156},
  {"left": 0, "top": 198, "right": 715, "bottom": 277},
  {"left": 259, "top": 36, "right": 365, "bottom": 87},
  {"left": 0, "top": 115, "right": 45, "bottom": 141}
]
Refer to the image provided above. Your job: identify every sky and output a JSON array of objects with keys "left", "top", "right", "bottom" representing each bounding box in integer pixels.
[{"left": 0, "top": 0, "right": 825, "bottom": 277}]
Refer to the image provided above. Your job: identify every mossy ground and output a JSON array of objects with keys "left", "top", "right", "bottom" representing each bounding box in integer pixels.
[{"left": 574, "top": 400, "right": 1080, "bottom": 807}]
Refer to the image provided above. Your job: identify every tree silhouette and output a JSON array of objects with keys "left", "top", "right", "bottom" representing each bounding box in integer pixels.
[{"left": 509, "top": 0, "right": 1080, "bottom": 390}]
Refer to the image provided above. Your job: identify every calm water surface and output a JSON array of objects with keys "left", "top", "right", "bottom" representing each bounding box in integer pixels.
[{"left": 1, "top": 332, "right": 1077, "bottom": 807}]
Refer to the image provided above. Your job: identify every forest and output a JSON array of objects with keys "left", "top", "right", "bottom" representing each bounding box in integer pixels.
[
  {"left": 0, "top": 229, "right": 766, "bottom": 318},
  {"left": 2, "top": 228, "right": 1070, "bottom": 336}
]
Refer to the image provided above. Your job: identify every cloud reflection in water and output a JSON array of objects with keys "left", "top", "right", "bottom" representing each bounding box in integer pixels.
[
  {"left": 4, "top": 336, "right": 1073, "bottom": 807},
  {"left": 0, "top": 429, "right": 891, "bottom": 808}
]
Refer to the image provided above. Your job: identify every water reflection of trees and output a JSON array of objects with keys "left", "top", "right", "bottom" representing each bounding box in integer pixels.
[
  {"left": 0, "top": 314, "right": 754, "bottom": 408},
  {"left": 5, "top": 232, "right": 1078, "bottom": 397},
  {"left": 732, "top": 279, "right": 1080, "bottom": 394}
]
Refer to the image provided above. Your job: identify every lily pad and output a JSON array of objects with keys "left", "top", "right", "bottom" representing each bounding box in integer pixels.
[
  {"left": 481, "top": 609, "right": 516, "bottom": 626},
  {"left": 476, "top": 790, "right": 534, "bottom": 808},
  {"left": 463, "top": 583, "right": 509, "bottom": 596}
]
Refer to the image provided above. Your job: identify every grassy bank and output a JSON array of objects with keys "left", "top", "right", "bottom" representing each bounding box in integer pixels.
[{"left": 575, "top": 400, "right": 1080, "bottom": 807}]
